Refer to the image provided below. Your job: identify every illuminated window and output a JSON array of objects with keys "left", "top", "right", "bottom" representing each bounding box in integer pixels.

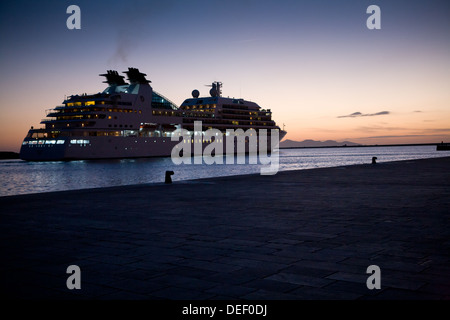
[{"left": 85, "top": 101, "right": 95, "bottom": 106}]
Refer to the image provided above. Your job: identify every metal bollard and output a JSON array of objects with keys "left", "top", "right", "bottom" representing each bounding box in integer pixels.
[{"left": 165, "top": 170, "right": 174, "bottom": 184}]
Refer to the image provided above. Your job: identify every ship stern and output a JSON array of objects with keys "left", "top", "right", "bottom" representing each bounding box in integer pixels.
[{"left": 20, "top": 139, "right": 68, "bottom": 161}]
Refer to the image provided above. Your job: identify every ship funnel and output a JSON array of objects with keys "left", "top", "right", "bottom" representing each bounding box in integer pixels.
[
  {"left": 100, "top": 70, "right": 127, "bottom": 86},
  {"left": 124, "top": 67, "right": 151, "bottom": 85}
]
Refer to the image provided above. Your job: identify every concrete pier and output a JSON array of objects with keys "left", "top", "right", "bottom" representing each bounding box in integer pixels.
[{"left": 1, "top": 157, "right": 449, "bottom": 299}]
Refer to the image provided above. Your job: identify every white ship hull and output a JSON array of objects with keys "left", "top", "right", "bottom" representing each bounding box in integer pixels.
[{"left": 20, "top": 130, "right": 286, "bottom": 161}]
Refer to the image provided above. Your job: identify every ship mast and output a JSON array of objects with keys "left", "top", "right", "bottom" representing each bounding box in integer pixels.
[{"left": 206, "top": 81, "right": 223, "bottom": 97}]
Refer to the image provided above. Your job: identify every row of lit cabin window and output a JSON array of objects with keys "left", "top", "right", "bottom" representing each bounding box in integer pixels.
[
  {"left": 66, "top": 101, "right": 100, "bottom": 107},
  {"left": 231, "top": 121, "right": 268, "bottom": 126},
  {"left": 182, "top": 104, "right": 216, "bottom": 110},
  {"left": 58, "top": 107, "right": 140, "bottom": 113},
  {"left": 221, "top": 109, "right": 271, "bottom": 117},
  {"left": 28, "top": 128, "right": 278, "bottom": 140},
  {"left": 220, "top": 114, "right": 271, "bottom": 121},
  {"left": 66, "top": 101, "right": 132, "bottom": 107},
  {"left": 183, "top": 119, "right": 272, "bottom": 126},
  {"left": 152, "top": 110, "right": 177, "bottom": 116}
]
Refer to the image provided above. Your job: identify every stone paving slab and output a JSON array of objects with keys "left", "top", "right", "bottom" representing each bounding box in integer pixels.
[{"left": 0, "top": 156, "right": 449, "bottom": 300}]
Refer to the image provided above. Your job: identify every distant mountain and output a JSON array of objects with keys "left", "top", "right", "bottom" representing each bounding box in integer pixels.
[
  {"left": 280, "top": 139, "right": 360, "bottom": 148},
  {"left": 0, "top": 151, "right": 20, "bottom": 159}
]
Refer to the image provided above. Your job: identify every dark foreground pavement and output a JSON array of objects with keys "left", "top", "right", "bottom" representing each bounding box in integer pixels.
[{"left": 1, "top": 157, "right": 449, "bottom": 300}]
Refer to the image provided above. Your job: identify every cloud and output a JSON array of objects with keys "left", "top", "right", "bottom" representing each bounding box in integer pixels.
[
  {"left": 338, "top": 111, "right": 390, "bottom": 118},
  {"left": 355, "top": 125, "right": 405, "bottom": 133},
  {"left": 363, "top": 134, "right": 428, "bottom": 139},
  {"left": 420, "top": 128, "right": 450, "bottom": 133},
  {"left": 356, "top": 128, "right": 450, "bottom": 140}
]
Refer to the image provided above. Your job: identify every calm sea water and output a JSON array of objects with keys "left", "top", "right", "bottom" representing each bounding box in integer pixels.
[{"left": 1, "top": 145, "right": 449, "bottom": 197}]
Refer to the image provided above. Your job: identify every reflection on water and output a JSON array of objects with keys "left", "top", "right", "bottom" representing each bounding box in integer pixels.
[{"left": 1, "top": 145, "right": 449, "bottom": 196}]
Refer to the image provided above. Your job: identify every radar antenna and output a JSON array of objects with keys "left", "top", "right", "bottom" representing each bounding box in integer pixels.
[{"left": 205, "top": 81, "right": 222, "bottom": 97}]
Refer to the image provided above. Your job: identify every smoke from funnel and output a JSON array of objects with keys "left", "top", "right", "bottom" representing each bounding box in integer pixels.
[
  {"left": 106, "top": 1, "right": 175, "bottom": 67},
  {"left": 108, "top": 30, "right": 133, "bottom": 65}
]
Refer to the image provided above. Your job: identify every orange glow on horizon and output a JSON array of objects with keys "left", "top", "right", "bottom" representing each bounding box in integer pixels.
[{"left": 1, "top": 1, "right": 449, "bottom": 152}]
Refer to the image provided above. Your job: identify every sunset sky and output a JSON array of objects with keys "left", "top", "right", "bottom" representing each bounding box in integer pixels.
[{"left": 1, "top": 0, "right": 449, "bottom": 152}]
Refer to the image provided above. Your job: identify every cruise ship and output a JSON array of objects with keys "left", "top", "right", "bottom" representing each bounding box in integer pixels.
[{"left": 20, "top": 68, "right": 287, "bottom": 161}]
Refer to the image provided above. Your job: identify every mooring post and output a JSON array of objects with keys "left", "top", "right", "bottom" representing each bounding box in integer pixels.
[{"left": 165, "top": 170, "right": 174, "bottom": 184}]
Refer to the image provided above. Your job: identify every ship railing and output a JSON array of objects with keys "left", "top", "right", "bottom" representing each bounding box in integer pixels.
[
  {"left": 46, "top": 106, "right": 65, "bottom": 112},
  {"left": 67, "top": 93, "right": 101, "bottom": 99},
  {"left": 41, "top": 118, "right": 56, "bottom": 123}
]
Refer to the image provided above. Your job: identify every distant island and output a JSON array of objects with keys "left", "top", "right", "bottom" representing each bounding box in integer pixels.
[
  {"left": 280, "top": 139, "right": 360, "bottom": 148},
  {"left": 0, "top": 152, "right": 20, "bottom": 159}
]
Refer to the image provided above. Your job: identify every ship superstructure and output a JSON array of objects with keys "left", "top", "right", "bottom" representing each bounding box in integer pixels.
[{"left": 20, "top": 68, "right": 286, "bottom": 160}]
